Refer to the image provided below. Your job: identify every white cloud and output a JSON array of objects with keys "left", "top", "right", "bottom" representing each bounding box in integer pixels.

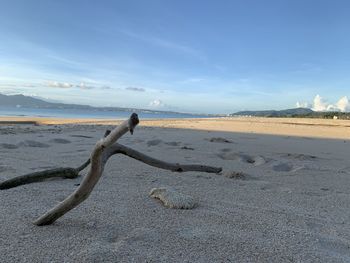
[
  {"left": 47, "top": 81, "right": 74, "bottom": 89},
  {"left": 125, "top": 86, "right": 145, "bottom": 92},
  {"left": 46, "top": 81, "right": 110, "bottom": 90},
  {"left": 149, "top": 99, "right": 164, "bottom": 107},
  {"left": 298, "top": 95, "right": 350, "bottom": 112},
  {"left": 312, "top": 94, "right": 329, "bottom": 111},
  {"left": 296, "top": 101, "right": 310, "bottom": 108},
  {"left": 336, "top": 96, "right": 350, "bottom": 112}
]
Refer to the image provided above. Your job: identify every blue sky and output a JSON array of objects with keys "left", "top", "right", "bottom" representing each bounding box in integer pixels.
[{"left": 0, "top": 0, "right": 349, "bottom": 113}]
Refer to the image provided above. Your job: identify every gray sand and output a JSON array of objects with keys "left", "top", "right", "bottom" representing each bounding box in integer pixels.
[{"left": 1, "top": 124, "right": 350, "bottom": 262}]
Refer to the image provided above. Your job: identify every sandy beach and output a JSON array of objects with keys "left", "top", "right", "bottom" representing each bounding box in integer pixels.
[
  {"left": 1, "top": 116, "right": 350, "bottom": 262},
  {"left": 1, "top": 116, "right": 350, "bottom": 139}
]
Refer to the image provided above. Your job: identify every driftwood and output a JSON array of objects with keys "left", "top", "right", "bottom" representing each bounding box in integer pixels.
[
  {"left": 0, "top": 135, "right": 221, "bottom": 191},
  {"left": 3, "top": 113, "right": 220, "bottom": 226},
  {"left": 0, "top": 167, "right": 80, "bottom": 190},
  {"left": 102, "top": 143, "right": 221, "bottom": 173},
  {"left": 0, "top": 130, "right": 112, "bottom": 190},
  {"left": 0, "top": 158, "right": 91, "bottom": 190},
  {"left": 32, "top": 113, "right": 139, "bottom": 226}
]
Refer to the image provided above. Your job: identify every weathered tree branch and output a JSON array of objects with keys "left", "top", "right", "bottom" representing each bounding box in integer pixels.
[
  {"left": 103, "top": 143, "right": 222, "bottom": 173},
  {"left": 0, "top": 141, "right": 221, "bottom": 190},
  {"left": 0, "top": 114, "right": 222, "bottom": 225},
  {"left": 0, "top": 131, "right": 113, "bottom": 190},
  {"left": 0, "top": 167, "right": 80, "bottom": 190},
  {"left": 33, "top": 113, "right": 140, "bottom": 226}
]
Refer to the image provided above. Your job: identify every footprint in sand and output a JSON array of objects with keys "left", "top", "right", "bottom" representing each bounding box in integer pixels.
[
  {"left": 49, "top": 138, "right": 71, "bottom": 144},
  {"left": 0, "top": 143, "right": 19, "bottom": 149},
  {"left": 70, "top": 134, "right": 94, "bottom": 139},
  {"left": 280, "top": 153, "right": 318, "bottom": 161},
  {"left": 18, "top": 140, "right": 50, "bottom": 148},
  {"left": 147, "top": 139, "right": 162, "bottom": 146},
  {"left": 271, "top": 162, "right": 303, "bottom": 172},
  {"left": 218, "top": 152, "right": 267, "bottom": 166},
  {"left": 220, "top": 148, "right": 232, "bottom": 153},
  {"left": 164, "top": 141, "right": 181, "bottom": 146}
]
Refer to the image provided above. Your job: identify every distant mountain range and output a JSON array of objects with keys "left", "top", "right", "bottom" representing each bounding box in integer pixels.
[
  {"left": 1, "top": 93, "right": 349, "bottom": 119},
  {"left": 0, "top": 93, "right": 207, "bottom": 116}
]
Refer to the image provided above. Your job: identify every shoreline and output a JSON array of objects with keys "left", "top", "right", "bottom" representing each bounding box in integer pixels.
[{"left": 0, "top": 116, "right": 349, "bottom": 139}]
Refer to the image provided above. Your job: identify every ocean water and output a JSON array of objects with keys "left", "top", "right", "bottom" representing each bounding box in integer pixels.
[{"left": 0, "top": 107, "right": 208, "bottom": 119}]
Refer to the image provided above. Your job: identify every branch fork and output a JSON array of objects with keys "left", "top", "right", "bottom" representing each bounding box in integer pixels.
[{"left": 0, "top": 113, "right": 222, "bottom": 226}]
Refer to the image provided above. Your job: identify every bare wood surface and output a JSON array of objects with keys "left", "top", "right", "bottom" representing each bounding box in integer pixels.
[
  {"left": 0, "top": 131, "right": 115, "bottom": 190},
  {"left": 0, "top": 168, "right": 79, "bottom": 190},
  {"left": 33, "top": 113, "right": 139, "bottom": 226},
  {"left": 103, "top": 143, "right": 222, "bottom": 173}
]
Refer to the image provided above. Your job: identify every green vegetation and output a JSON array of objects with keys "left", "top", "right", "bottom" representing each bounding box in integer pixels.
[
  {"left": 297, "top": 112, "right": 350, "bottom": 120},
  {"left": 232, "top": 108, "right": 350, "bottom": 120}
]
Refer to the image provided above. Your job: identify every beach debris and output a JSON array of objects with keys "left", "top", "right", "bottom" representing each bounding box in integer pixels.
[
  {"left": 0, "top": 167, "right": 81, "bottom": 190},
  {"left": 0, "top": 114, "right": 222, "bottom": 226},
  {"left": 181, "top": 146, "right": 194, "bottom": 150},
  {"left": 272, "top": 162, "right": 294, "bottom": 172},
  {"left": 220, "top": 148, "right": 232, "bottom": 152},
  {"left": 208, "top": 137, "right": 233, "bottom": 143},
  {"left": 150, "top": 187, "right": 197, "bottom": 209},
  {"left": 33, "top": 114, "right": 140, "bottom": 226}
]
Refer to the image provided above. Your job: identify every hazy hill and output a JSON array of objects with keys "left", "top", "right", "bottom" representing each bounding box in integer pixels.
[
  {"left": 0, "top": 93, "right": 193, "bottom": 115},
  {"left": 232, "top": 108, "right": 314, "bottom": 117},
  {"left": 0, "top": 94, "right": 54, "bottom": 108}
]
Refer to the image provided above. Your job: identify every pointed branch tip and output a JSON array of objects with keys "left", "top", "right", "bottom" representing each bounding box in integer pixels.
[{"left": 128, "top": 113, "right": 139, "bottom": 135}]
